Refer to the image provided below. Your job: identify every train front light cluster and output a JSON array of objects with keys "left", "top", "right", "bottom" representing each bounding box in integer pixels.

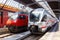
[
  {"left": 38, "top": 22, "right": 46, "bottom": 28},
  {"left": 38, "top": 23, "right": 43, "bottom": 28}
]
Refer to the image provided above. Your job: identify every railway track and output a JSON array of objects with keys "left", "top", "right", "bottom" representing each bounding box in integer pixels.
[
  {"left": 0, "top": 26, "right": 56, "bottom": 40},
  {"left": 0, "top": 28, "right": 10, "bottom": 35},
  {"left": 0, "top": 27, "right": 50, "bottom": 40},
  {"left": 21, "top": 31, "right": 46, "bottom": 40},
  {"left": 0, "top": 26, "right": 55, "bottom": 40},
  {"left": 0, "top": 23, "right": 58, "bottom": 40},
  {"left": 21, "top": 23, "right": 58, "bottom": 40},
  {"left": 0, "top": 33, "right": 13, "bottom": 38},
  {"left": 0, "top": 31, "right": 31, "bottom": 40},
  {"left": 22, "top": 34, "right": 43, "bottom": 40}
]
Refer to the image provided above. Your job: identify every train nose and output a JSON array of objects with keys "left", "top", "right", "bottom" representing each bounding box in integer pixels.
[{"left": 6, "top": 19, "right": 11, "bottom": 25}]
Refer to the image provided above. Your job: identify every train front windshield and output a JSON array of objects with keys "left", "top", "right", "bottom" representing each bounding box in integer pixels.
[
  {"left": 10, "top": 11, "right": 26, "bottom": 20},
  {"left": 10, "top": 13, "right": 18, "bottom": 20},
  {"left": 30, "top": 12, "right": 40, "bottom": 22},
  {"left": 30, "top": 8, "right": 44, "bottom": 22}
]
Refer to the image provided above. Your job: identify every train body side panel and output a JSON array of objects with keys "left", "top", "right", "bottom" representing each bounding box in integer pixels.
[
  {"left": 3, "top": 11, "right": 8, "bottom": 26},
  {"left": 0, "top": 11, "right": 8, "bottom": 28},
  {"left": 16, "top": 14, "right": 28, "bottom": 27}
]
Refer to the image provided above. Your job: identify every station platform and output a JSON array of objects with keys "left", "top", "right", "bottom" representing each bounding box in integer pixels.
[
  {"left": 39, "top": 22, "right": 60, "bottom": 40},
  {"left": 0, "top": 28, "right": 9, "bottom": 35}
]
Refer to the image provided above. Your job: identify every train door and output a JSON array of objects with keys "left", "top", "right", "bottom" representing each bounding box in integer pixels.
[
  {"left": 0, "top": 12, "right": 3, "bottom": 28},
  {"left": 0, "top": 11, "right": 8, "bottom": 28},
  {"left": 3, "top": 11, "right": 8, "bottom": 27}
]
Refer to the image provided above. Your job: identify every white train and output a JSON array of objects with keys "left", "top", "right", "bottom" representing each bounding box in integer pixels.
[{"left": 28, "top": 8, "right": 58, "bottom": 34}]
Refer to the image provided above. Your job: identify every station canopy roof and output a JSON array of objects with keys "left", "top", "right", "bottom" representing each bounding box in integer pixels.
[
  {"left": 14, "top": 0, "right": 42, "bottom": 9},
  {"left": 14, "top": 0, "right": 59, "bottom": 13}
]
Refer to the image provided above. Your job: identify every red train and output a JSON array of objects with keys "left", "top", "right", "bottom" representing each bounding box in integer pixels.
[
  {"left": 6, "top": 11, "right": 28, "bottom": 33},
  {"left": 0, "top": 11, "right": 8, "bottom": 28}
]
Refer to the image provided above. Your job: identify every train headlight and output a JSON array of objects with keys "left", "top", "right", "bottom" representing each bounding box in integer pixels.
[
  {"left": 28, "top": 23, "right": 30, "bottom": 25},
  {"left": 38, "top": 23, "right": 42, "bottom": 28},
  {"left": 38, "top": 22, "right": 46, "bottom": 28},
  {"left": 38, "top": 23, "right": 42, "bottom": 26},
  {"left": 14, "top": 20, "right": 17, "bottom": 22}
]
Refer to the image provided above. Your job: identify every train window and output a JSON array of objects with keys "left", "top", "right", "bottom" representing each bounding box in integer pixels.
[
  {"left": 0, "top": 12, "right": 3, "bottom": 15},
  {"left": 41, "top": 15, "right": 47, "bottom": 22},
  {"left": 0, "top": 12, "right": 1, "bottom": 16},
  {"left": 18, "top": 15, "right": 26, "bottom": 19}
]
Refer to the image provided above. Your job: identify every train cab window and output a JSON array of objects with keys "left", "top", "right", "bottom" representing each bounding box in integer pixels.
[
  {"left": 41, "top": 15, "right": 47, "bottom": 22},
  {"left": 18, "top": 15, "right": 26, "bottom": 19}
]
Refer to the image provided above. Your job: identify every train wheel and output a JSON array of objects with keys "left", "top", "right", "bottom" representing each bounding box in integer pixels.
[
  {"left": 29, "top": 27, "right": 34, "bottom": 34},
  {"left": 29, "top": 26, "right": 45, "bottom": 34},
  {"left": 8, "top": 26, "right": 19, "bottom": 33},
  {"left": 24, "top": 26, "right": 28, "bottom": 31},
  {"left": 20, "top": 26, "right": 28, "bottom": 32},
  {"left": 29, "top": 26, "right": 38, "bottom": 34}
]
